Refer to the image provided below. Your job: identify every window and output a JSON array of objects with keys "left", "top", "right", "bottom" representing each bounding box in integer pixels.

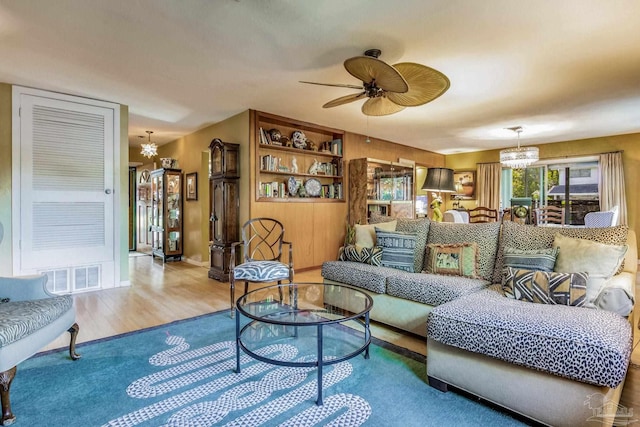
[{"left": 501, "top": 158, "right": 600, "bottom": 225}]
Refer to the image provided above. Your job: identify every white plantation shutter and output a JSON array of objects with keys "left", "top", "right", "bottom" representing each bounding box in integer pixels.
[
  {"left": 32, "top": 106, "right": 105, "bottom": 191},
  {"left": 32, "top": 202, "right": 105, "bottom": 249},
  {"left": 14, "top": 89, "right": 117, "bottom": 289}
]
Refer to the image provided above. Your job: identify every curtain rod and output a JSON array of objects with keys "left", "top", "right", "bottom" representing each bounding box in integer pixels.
[{"left": 473, "top": 150, "right": 624, "bottom": 165}]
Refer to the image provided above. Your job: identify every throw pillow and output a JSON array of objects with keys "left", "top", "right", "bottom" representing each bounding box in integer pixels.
[
  {"left": 354, "top": 220, "right": 397, "bottom": 248},
  {"left": 553, "top": 233, "right": 627, "bottom": 304},
  {"left": 338, "top": 244, "right": 383, "bottom": 266},
  {"left": 502, "top": 246, "right": 559, "bottom": 272},
  {"left": 503, "top": 267, "right": 588, "bottom": 306},
  {"left": 375, "top": 229, "right": 417, "bottom": 272},
  {"left": 424, "top": 242, "right": 478, "bottom": 278},
  {"left": 395, "top": 217, "right": 430, "bottom": 274}
]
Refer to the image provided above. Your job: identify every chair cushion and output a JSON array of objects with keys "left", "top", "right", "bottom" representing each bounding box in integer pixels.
[
  {"left": 427, "top": 288, "right": 632, "bottom": 388},
  {"left": 0, "top": 296, "right": 73, "bottom": 346},
  {"left": 233, "top": 261, "right": 291, "bottom": 281}
]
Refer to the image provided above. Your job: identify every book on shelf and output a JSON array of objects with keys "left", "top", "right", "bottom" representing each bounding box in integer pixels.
[
  {"left": 259, "top": 127, "right": 273, "bottom": 145},
  {"left": 330, "top": 138, "right": 342, "bottom": 156},
  {"left": 260, "top": 154, "right": 283, "bottom": 172},
  {"left": 259, "top": 180, "right": 286, "bottom": 198}
]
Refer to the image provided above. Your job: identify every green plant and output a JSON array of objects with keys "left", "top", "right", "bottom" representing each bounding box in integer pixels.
[{"left": 345, "top": 221, "right": 356, "bottom": 246}]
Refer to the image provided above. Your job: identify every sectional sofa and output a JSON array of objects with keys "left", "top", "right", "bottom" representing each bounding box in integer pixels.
[{"left": 321, "top": 217, "right": 636, "bottom": 427}]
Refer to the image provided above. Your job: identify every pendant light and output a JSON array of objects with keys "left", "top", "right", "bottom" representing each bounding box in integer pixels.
[
  {"left": 141, "top": 130, "right": 158, "bottom": 159},
  {"left": 500, "top": 126, "right": 539, "bottom": 169}
]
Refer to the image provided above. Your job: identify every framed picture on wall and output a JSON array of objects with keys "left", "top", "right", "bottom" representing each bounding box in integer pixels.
[
  {"left": 186, "top": 172, "right": 198, "bottom": 201},
  {"left": 451, "top": 170, "right": 476, "bottom": 200}
]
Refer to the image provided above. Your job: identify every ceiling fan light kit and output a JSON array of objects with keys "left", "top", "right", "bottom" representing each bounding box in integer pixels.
[{"left": 301, "top": 49, "right": 450, "bottom": 116}]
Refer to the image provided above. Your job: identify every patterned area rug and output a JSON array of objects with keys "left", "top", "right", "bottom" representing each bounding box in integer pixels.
[{"left": 12, "top": 311, "right": 525, "bottom": 426}]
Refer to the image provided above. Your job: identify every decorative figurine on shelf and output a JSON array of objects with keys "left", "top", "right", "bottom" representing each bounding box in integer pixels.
[
  {"left": 430, "top": 192, "right": 444, "bottom": 222},
  {"left": 291, "top": 130, "right": 307, "bottom": 149},
  {"left": 308, "top": 159, "right": 319, "bottom": 175},
  {"left": 268, "top": 128, "right": 282, "bottom": 143},
  {"left": 291, "top": 157, "right": 299, "bottom": 173}
]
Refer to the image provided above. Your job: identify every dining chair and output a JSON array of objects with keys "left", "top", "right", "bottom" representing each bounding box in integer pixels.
[
  {"left": 584, "top": 210, "right": 616, "bottom": 228},
  {"left": 534, "top": 205, "right": 565, "bottom": 226},
  {"left": 468, "top": 207, "right": 498, "bottom": 223},
  {"left": 229, "top": 218, "right": 293, "bottom": 317},
  {"left": 443, "top": 210, "right": 469, "bottom": 223}
]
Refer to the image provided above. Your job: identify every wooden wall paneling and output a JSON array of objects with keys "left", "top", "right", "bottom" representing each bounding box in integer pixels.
[
  {"left": 344, "top": 132, "right": 445, "bottom": 167},
  {"left": 312, "top": 202, "right": 347, "bottom": 266},
  {"left": 250, "top": 202, "right": 315, "bottom": 270}
]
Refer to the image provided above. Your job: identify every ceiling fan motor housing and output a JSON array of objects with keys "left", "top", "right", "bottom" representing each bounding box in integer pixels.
[{"left": 364, "top": 48, "right": 382, "bottom": 58}]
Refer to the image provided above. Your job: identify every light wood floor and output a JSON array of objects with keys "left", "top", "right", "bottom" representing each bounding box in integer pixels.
[{"left": 44, "top": 254, "right": 640, "bottom": 413}]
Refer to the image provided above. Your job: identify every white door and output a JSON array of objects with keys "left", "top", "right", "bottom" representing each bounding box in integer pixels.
[{"left": 12, "top": 87, "right": 119, "bottom": 291}]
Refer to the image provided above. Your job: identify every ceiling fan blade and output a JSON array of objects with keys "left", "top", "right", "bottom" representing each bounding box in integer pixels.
[
  {"left": 387, "top": 63, "right": 450, "bottom": 107},
  {"left": 323, "top": 92, "right": 367, "bottom": 108},
  {"left": 361, "top": 97, "right": 406, "bottom": 116},
  {"left": 299, "top": 81, "right": 364, "bottom": 90},
  {"left": 343, "top": 56, "right": 408, "bottom": 93}
]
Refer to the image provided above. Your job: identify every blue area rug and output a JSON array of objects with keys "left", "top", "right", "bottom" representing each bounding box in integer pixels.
[{"left": 12, "top": 310, "right": 525, "bottom": 426}]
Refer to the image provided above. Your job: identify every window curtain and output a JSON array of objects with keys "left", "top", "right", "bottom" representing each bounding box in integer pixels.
[
  {"left": 599, "top": 152, "right": 627, "bottom": 225},
  {"left": 476, "top": 163, "right": 502, "bottom": 211}
]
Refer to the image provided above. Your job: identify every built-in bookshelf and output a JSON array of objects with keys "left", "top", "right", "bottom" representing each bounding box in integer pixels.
[{"left": 254, "top": 111, "right": 345, "bottom": 202}]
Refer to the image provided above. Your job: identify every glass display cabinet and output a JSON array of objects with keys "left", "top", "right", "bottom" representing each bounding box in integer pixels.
[{"left": 150, "top": 168, "right": 183, "bottom": 261}]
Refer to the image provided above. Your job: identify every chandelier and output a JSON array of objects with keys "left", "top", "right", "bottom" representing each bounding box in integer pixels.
[
  {"left": 140, "top": 130, "right": 158, "bottom": 159},
  {"left": 500, "top": 126, "right": 539, "bottom": 169}
]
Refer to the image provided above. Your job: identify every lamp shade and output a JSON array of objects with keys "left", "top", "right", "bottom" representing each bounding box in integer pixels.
[{"left": 422, "top": 167, "right": 456, "bottom": 192}]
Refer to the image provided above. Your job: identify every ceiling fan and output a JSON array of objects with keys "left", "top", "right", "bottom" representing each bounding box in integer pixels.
[{"left": 300, "top": 49, "right": 450, "bottom": 116}]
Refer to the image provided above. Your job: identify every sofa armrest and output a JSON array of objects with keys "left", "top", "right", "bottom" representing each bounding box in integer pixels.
[
  {"left": 594, "top": 272, "right": 635, "bottom": 316},
  {"left": 0, "top": 274, "right": 53, "bottom": 302},
  {"left": 623, "top": 230, "right": 637, "bottom": 275}
]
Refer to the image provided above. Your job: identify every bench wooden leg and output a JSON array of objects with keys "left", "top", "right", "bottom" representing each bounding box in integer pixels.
[
  {"left": 68, "top": 323, "right": 81, "bottom": 360},
  {"left": 428, "top": 375, "right": 449, "bottom": 392},
  {"left": 0, "top": 366, "right": 16, "bottom": 425}
]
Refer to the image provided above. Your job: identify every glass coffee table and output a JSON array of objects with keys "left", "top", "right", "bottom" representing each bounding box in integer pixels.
[{"left": 235, "top": 282, "right": 373, "bottom": 405}]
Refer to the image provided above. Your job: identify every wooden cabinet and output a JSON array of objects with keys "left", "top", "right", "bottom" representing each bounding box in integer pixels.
[
  {"left": 209, "top": 139, "right": 240, "bottom": 281},
  {"left": 254, "top": 111, "right": 345, "bottom": 202},
  {"left": 150, "top": 168, "right": 183, "bottom": 261},
  {"left": 349, "top": 158, "right": 415, "bottom": 224}
]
